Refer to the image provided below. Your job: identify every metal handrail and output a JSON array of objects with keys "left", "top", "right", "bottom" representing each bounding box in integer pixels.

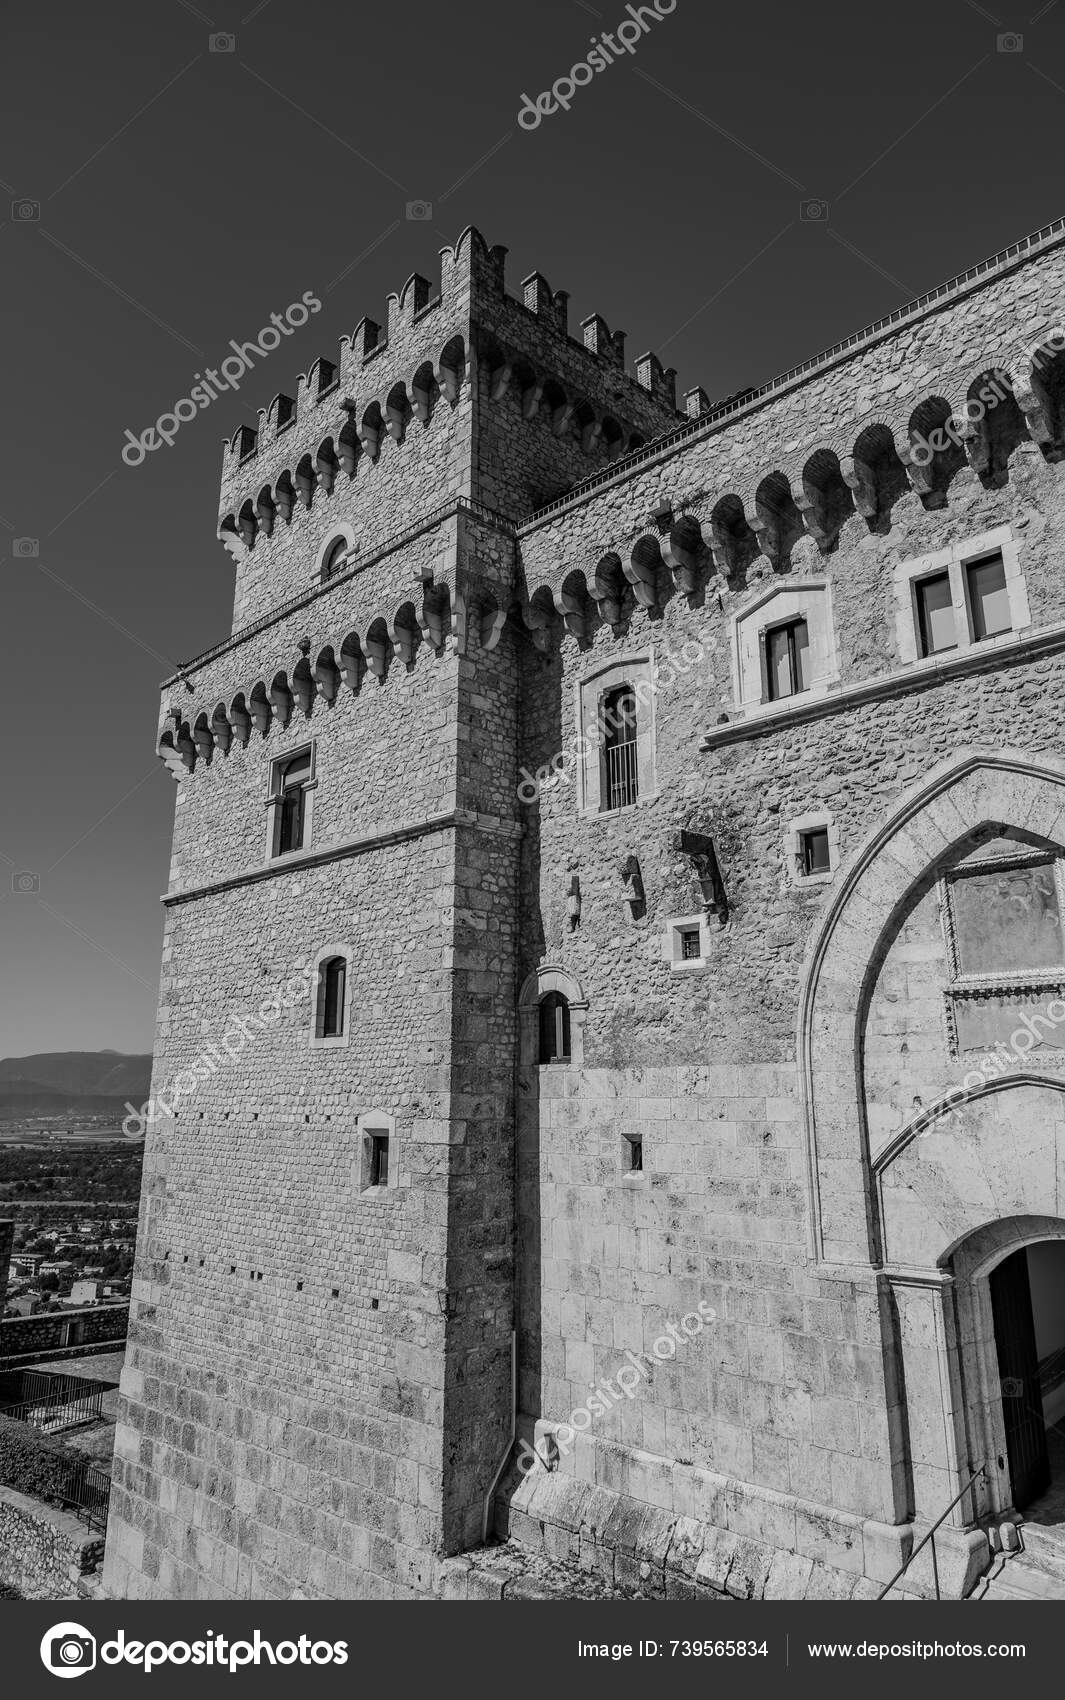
[{"left": 877, "top": 1464, "right": 987, "bottom": 1600}]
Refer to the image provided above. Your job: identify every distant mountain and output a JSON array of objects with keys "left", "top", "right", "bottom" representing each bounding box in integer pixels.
[{"left": 0, "top": 1053, "right": 152, "bottom": 1121}]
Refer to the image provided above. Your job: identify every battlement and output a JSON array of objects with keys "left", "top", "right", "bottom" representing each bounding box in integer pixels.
[
  {"left": 219, "top": 226, "right": 686, "bottom": 503},
  {"left": 215, "top": 227, "right": 693, "bottom": 633}
]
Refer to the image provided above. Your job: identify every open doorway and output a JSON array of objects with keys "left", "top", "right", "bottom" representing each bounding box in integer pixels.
[{"left": 991, "top": 1241, "right": 1065, "bottom": 1520}]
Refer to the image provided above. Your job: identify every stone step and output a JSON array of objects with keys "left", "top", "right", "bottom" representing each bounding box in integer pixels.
[
  {"left": 976, "top": 1551, "right": 1065, "bottom": 1601},
  {"left": 1017, "top": 1521, "right": 1065, "bottom": 1574}
]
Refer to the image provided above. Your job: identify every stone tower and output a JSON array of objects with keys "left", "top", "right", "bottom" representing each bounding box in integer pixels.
[{"left": 103, "top": 228, "right": 680, "bottom": 1599}]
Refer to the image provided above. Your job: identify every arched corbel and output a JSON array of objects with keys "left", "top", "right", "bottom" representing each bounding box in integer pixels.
[
  {"left": 490, "top": 361, "right": 513, "bottom": 401},
  {"left": 1009, "top": 364, "right": 1053, "bottom": 449},
  {"left": 218, "top": 518, "right": 247, "bottom": 563},
  {"left": 625, "top": 537, "right": 665, "bottom": 609},
  {"left": 789, "top": 478, "right": 828, "bottom": 548},
  {"left": 313, "top": 647, "right": 339, "bottom": 703},
  {"left": 521, "top": 378, "right": 545, "bottom": 420},
  {"left": 838, "top": 453, "right": 878, "bottom": 520},
  {"left": 552, "top": 400, "right": 576, "bottom": 439}
]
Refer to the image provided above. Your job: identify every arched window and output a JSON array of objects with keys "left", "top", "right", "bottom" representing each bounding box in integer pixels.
[
  {"left": 318, "top": 955, "right": 347, "bottom": 1038},
  {"left": 320, "top": 535, "right": 347, "bottom": 583},
  {"left": 539, "top": 991, "right": 571, "bottom": 1063},
  {"left": 275, "top": 748, "right": 311, "bottom": 855},
  {"left": 601, "top": 684, "right": 638, "bottom": 811}
]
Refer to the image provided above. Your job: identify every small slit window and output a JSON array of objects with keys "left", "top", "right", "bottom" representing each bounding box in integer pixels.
[
  {"left": 539, "top": 991, "right": 571, "bottom": 1063},
  {"left": 765, "top": 618, "right": 809, "bottom": 701},
  {"left": 800, "top": 827, "right": 831, "bottom": 877},
  {"left": 368, "top": 1133, "right": 389, "bottom": 1188},
  {"left": 318, "top": 955, "right": 346, "bottom": 1038}
]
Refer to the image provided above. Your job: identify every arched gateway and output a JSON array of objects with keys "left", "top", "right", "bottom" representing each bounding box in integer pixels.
[{"left": 801, "top": 751, "right": 1065, "bottom": 1578}]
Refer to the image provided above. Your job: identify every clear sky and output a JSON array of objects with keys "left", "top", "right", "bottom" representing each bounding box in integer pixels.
[{"left": 2, "top": 0, "right": 1064, "bottom": 1055}]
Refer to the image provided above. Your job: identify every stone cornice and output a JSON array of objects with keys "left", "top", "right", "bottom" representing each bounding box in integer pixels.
[
  {"left": 700, "top": 621, "right": 1065, "bottom": 750},
  {"left": 162, "top": 496, "right": 515, "bottom": 691},
  {"left": 162, "top": 807, "right": 521, "bottom": 907}
]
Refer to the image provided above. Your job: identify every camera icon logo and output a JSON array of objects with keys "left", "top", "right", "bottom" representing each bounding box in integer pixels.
[
  {"left": 800, "top": 198, "right": 829, "bottom": 222},
  {"left": 997, "top": 32, "right": 1023, "bottom": 53},
  {"left": 40, "top": 1623, "right": 96, "bottom": 1679},
  {"left": 12, "top": 871, "right": 40, "bottom": 894},
  {"left": 13, "top": 537, "right": 39, "bottom": 558},
  {"left": 406, "top": 199, "right": 433, "bottom": 221},
  {"left": 12, "top": 198, "right": 40, "bottom": 221},
  {"left": 1000, "top": 1375, "right": 1024, "bottom": 1398},
  {"left": 209, "top": 32, "right": 235, "bottom": 52}
]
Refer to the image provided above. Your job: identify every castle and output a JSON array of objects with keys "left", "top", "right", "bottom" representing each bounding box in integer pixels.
[{"left": 105, "top": 219, "right": 1065, "bottom": 1601}]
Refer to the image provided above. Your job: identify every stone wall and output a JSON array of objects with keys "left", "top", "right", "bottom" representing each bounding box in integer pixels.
[
  {"left": 0, "top": 1484, "right": 104, "bottom": 1601},
  {"left": 0, "top": 1306, "right": 129, "bottom": 1366}
]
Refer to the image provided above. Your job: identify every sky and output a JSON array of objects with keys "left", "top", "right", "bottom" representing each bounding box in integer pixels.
[{"left": 2, "top": 0, "right": 1064, "bottom": 1056}]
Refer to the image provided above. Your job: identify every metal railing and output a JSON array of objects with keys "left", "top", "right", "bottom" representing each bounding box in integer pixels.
[
  {"left": 605, "top": 739, "right": 638, "bottom": 811},
  {"left": 58, "top": 1457, "right": 112, "bottom": 1534},
  {"left": 0, "top": 1371, "right": 109, "bottom": 1432},
  {"left": 877, "top": 1464, "right": 987, "bottom": 1600}
]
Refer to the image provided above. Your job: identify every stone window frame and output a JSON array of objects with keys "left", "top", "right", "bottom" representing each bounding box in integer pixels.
[
  {"left": 659, "top": 912, "right": 715, "bottom": 974},
  {"left": 356, "top": 1109, "right": 395, "bottom": 1195},
  {"left": 785, "top": 811, "right": 840, "bottom": 888},
  {"left": 264, "top": 740, "right": 317, "bottom": 862},
  {"left": 309, "top": 943, "right": 353, "bottom": 1051},
  {"left": 574, "top": 651, "right": 658, "bottom": 818},
  {"left": 314, "top": 523, "right": 356, "bottom": 585},
  {"left": 730, "top": 578, "right": 840, "bottom": 720},
  {"left": 518, "top": 965, "right": 588, "bottom": 1068},
  {"left": 938, "top": 845, "right": 1065, "bottom": 1059},
  {"left": 894, "top": 524, "right": 1029, "bottom": 667}
]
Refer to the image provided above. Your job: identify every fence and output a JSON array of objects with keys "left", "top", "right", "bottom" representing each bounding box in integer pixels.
[
  {"left": 56, "top": 1455, "right": 112, "bottom": 1534},
  {"left": 0, "top": 1370, "right": 109, "bottom": 1432}
]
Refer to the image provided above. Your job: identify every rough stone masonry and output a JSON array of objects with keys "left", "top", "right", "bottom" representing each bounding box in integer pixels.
[{"left": 105, "top": 218, "right": 1065, "bottom": 1600}]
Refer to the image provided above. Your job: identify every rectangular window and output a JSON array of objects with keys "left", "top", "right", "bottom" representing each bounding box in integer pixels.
[
  {"left": 801, "top": 827, "right": 831, "bottom": 876},
  {"left": 629, "top": 1139, "right": 642, "bottom": 1173},
  {"left": 680, "top": 928, "right": 701, "bottom": 960},
  {"left": 271, "top": 747, "right": 312, "bottom": 858},
  {"left": 368, "top": 1134, "right": 389, "bottom": 1188},
  {"left": 916, "top": 571, "right": 955, "bottom": 656},
  {"left": 967, "top": 552, "right": 1011, "bottom": 641},
  {"left": 766, "top": 618, "right": 809, "bottom": 701}
]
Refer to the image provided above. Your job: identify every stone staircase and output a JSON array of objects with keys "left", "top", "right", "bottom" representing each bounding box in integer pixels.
[{"left": 971, "top": 1522, "right": 1065, "bottom": 1600}]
